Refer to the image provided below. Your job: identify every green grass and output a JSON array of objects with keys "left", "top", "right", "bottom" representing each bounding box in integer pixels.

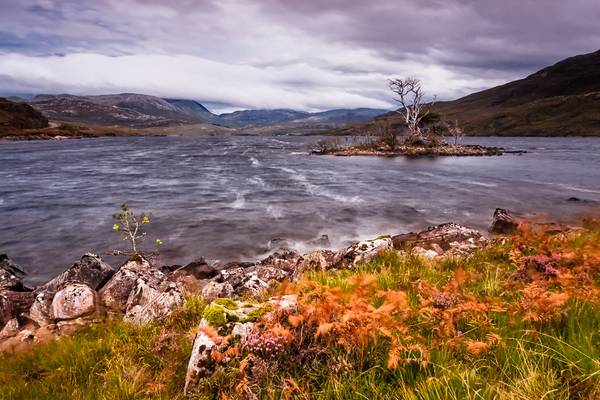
[
  {"left": 1, "top": 226, "right": 600, "bottom": 399},
  {"left": 0, "top": 296, "right": 206, "bottom": 400}
]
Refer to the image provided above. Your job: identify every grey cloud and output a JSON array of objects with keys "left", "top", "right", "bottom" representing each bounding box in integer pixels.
[{"left": 0, "top": 0, "right": 598, "bottom": 110}]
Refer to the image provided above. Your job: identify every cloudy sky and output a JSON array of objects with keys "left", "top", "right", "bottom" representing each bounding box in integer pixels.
[{"left": 0, "top": 0, "right": 599, "bottom": 112}]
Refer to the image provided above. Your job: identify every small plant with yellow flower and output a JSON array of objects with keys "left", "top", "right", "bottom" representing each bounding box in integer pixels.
[{"left": 111, "top": 203, "right": 162, "bottom": 260}]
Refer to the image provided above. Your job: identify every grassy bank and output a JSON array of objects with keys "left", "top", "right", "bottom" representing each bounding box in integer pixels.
[{"left": 1, "top": 221, "right": 599, "bottom": 399}]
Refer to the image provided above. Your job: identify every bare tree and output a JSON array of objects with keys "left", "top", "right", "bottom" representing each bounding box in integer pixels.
[
  {"left": 389, "top": 77, "right": 436, "bottom": 145},
  {"left": 448, "top": 120, "right": 464, "bottom": 146},
  {"left": 371, "top": 119, "right": 397, "bottom": 151}
]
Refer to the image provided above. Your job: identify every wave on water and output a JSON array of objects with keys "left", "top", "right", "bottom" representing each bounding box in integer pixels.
[
  {"left": 558, "top": 184, "right": 600, "bottom": 195},
  {"left": 229, "top": 192, "right": 246, "bottom": 209},
  {"left": 265, "top": 204, "right": 283, "bottom": 218},
  {"left": 416, "top": 171, "right": 498, "bottom": 188},
  {"left": 248, "top": 176, "right": 266, "bottom": 188},
  {"left": 250, "top": 157, "right": 261, "bottom": 167},
  {"left": 282, "top": 169, "right": 363, "bottom": 204},
  {"left": 517, "top": 178, "right": 600, "bottom": 195}
]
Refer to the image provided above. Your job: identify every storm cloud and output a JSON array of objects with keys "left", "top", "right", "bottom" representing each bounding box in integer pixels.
[{"left": 0, "top": 0, "right": 598, "bottom": 112}]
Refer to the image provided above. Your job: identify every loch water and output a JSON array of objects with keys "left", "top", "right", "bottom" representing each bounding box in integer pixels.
[{"left": 1, "top": 136, "right": 599, "bottom": 285}]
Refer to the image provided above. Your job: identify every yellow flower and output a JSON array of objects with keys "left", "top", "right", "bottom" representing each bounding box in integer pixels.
[
  {"left": 155, "top": 239, "right": 163, "bottom": 245},
  {"left": 142, "top": 216, "right": 150, "bottom": 223},
  {"left": 113, "top": 224, "right": 120, "bottom": 232}
]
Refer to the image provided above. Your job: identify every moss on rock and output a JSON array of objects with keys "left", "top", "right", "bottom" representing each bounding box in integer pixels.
[{"left": 202, "top": 305, "right": 227, "bottom": 327}]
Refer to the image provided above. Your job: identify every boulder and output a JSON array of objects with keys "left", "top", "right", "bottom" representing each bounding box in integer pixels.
[
  {"left": 27, "top": 254, "right": 113, "bottom": 326},
  {"left": 490, "top": 208, "right": 519, "bottom": 234},
  {"left": 339, "top": 236, "right": 393, "bottom": 267},
  {"left": 0, "top": 318, "right": 20, "bottom": 339},
  {"left": 238, "top": 273, "right": 269, "bottom": 296},
  {"left": 257, "top": 249, "right": 301, "bottom": 273},
  {"left": 184, "top": 320, "right": 219, "bottom": 394},
  {"left": 0, "top": 290, "right": 34, "bottom": 327},
  {"left": 0, "top": 254, "right": 28, "bottom": 291},
  {"left": 177, "top": 258, "right": 217, "bottom": 280},
  {"left": 100, "top": 257, "right": 184, "bottom": 324},
  {"left": 0, "top": 256, "right": 34, "bottom": 328},
  {"left": 51, "top": 283, "right": 96, "bottom": 321},
  {"left": 294, "top": 250, "right": 338, "bottom": 278},
  {"left": 28, "top": 291, "right": 54, "bottom": 326},
  {"left": 200, "top": 281, "right": 235, "bottom": 300},
  {"left": 392, "top": 223, "right": 486, "bottom": 256},
  {"left": 44, "top": 253, "right": 113, "bottom": 291},
  {"left": 99, "top": 258, "right": 156, "bottom": 311},
  {"left": 124, "top": 281, "right": 183, "bottom": 325},
  {"left": 184, "top": 296, "right": 296, "bottom": 393}
]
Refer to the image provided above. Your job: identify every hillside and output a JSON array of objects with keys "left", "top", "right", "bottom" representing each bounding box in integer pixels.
[
  {"left": 332, "top": 49, "right": 600, "bottom": 137},
  {"left": 26, "top": 93, "right": 387, "bottom": 132},
  {"left": 0, "top": 98, "right": 48, "bottom": 130},
  {"left": 30, "top": 94, "right": 202, "bottom": 127}
]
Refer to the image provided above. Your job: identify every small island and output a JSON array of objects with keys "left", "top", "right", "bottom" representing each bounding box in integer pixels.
[{"left": 313, "top": 78, "right": 523, "bottom": 157}]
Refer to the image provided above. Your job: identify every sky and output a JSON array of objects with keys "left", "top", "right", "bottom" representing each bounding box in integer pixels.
[{"left": 0, "top": 0, "right": 599, "bottom": 113}]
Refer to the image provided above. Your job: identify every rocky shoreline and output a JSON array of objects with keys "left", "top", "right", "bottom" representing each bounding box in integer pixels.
[{"left": 0, "top": 210, "right": 520, "bottom": 391}]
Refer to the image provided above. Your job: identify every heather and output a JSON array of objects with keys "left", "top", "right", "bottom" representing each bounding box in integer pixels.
[{"left": 1, "top": 220, "right": 600, "bottom": 399}]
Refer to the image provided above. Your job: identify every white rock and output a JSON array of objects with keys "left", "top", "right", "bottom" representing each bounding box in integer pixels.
[
  {"left": 241, "top": 273, "right": 269, "bottom": 295},
  {"left": 184, "top": 321, "right": 218, "bottom": 394},
  {"left": 51, "top": 284, "right": 96, "bottom": 320},
  {"left": 343, "top": 236, "right": 393, "bottom": 266},
  {"left": 0, "top": 318, "right": 20, "bottom": 339},
  {"left": 200, "top": 281, "right": 235, "bottom": 300},
  {"left": 28, "top": 291, "right": 54, "bottom": 327},
  {"left": 269, "top": 294, "right": 298, "bottom": 310},
  {"left": 231, "top": 322, "right": 254, "bottom": 341},
  {"left": 124, "top": 281, "right": 183, "bottom": 325}
]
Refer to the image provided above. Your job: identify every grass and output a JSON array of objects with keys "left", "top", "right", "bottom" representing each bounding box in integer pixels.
[
  {"left": 0, "top": 296, "right": 206, "bottom": 399},
  {"left": 1, "top": 223, "right": 599, "bottom": 399}
]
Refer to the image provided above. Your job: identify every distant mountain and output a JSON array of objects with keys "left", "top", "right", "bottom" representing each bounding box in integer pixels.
[
  {"left": 30, "top": 93, "right": 205, "bottom": 127},
  {"left": 27, "top": 93, "right": 387, "bottom": 131},
  {"left": 0, "top": 97, "right": 48, "bottom": 130},
  {"left": 218, "top": 109, "right": 309, "bottom": 127},
  {"left": 331, "top": 49, "right": 600, "bottom": 137}
]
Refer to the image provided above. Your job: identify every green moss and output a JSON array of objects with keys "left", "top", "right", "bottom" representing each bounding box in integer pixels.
[
  {"left": 202, "top": 305, "right": 227, "bottom": 328},
  {"left": 240, "top": 304, "right": 273, "bottom": 323},
  {"left": 213, "top": 298, "right": 239, "bottom": 310}
]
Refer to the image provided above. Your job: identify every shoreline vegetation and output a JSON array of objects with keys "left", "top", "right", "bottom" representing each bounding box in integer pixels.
[
  {"left": 313, "top": 140, "right": 511, "bottom": 157},
  {"left": 1, "top": 209, "right": 600, "bottom": 398},
  {"left": 313, "top": 77, "right": 527, "bottom": 157}
]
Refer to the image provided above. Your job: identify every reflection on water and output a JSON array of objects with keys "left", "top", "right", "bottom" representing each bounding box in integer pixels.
[{"left": 1, "top": 135, "right": 599, "bottom": 285}]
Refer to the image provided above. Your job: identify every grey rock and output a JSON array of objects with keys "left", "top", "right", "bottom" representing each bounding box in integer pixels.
[
  {"left": 294, "top": 250, "right": 338, "bottom": 278},
  {"left": 178, "top": 258, "right": 217, "bottom": 280},
  {"left": 0, "top": 318, "right": 20, "bottom": 339},
  {"left": 231, "top": 322, "right": 254, "bottom": 341},
  {"left": 51, "top": 283, "right": 96, "bottom": 321},
  {"left": 392, "top": 223, "right": 486, "bottom": 256},
  {"left": 124, "top": 281, "right": 183, "bottom": 325},
  {"left": 0, "top": 254, "right": 28, "bottom": 291},
  {"left": 184, "top": 320, "right": 218, "bottom": 394},
  {"left": 0, "top": 290, "right": 34, "bottom": 327},
  {"left": 99, "top": 257, "right": 158, "bottom": 311},
  {"left": 490, "top": 208, "right": 519, "bottom": 234},
  {"left": 339, "top": 236, "right": 393, "bottom": 267},
  {"left": 200, "top": 281, "right": 235, "bottom": 300},
  {"left": 45, "top": 253, "right": 114, "bottom": 292},
  {"left": 26, "top": 254, "right": 112, "bottom": 326}
]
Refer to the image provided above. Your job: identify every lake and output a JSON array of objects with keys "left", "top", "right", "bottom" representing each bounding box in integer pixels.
[{"left": 1, "top": 136, "right": 599, "bottom": 285}]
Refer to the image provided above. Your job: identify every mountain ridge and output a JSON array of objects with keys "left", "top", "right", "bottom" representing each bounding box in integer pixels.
[
  {"left": 26, "top": 93, "right": 388, "bottom": 131},
  {"left": 330, "top": 49, "right": 600, "bottom": 137}
]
